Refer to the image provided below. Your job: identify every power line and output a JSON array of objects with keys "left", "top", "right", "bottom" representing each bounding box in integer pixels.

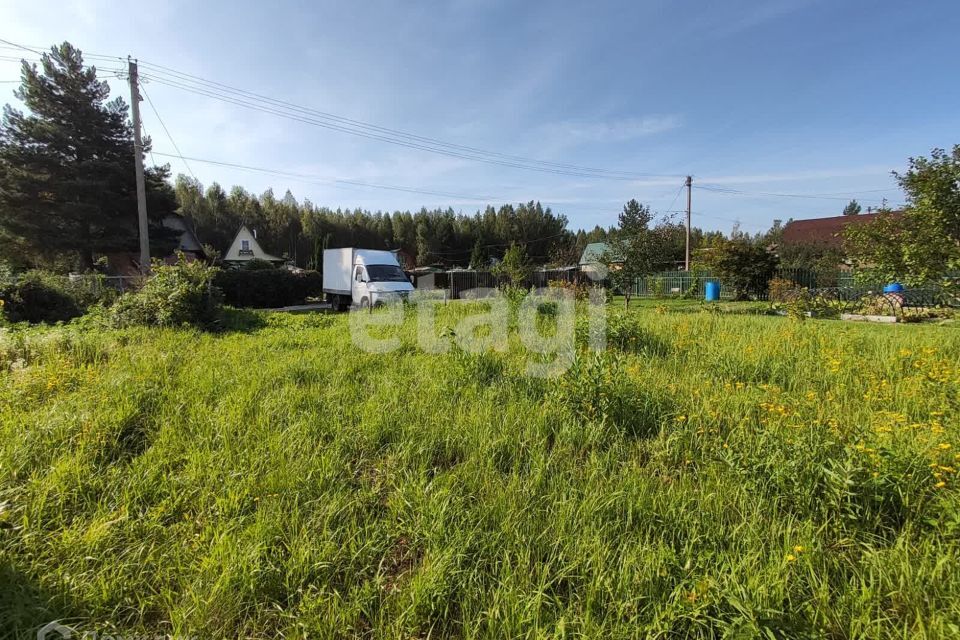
[
  {"left": 660, "top": 180, "right": 686, "bottom": 218},
  {"left": 2, "top": 36, "right": 898, "bottom": 229},
  {"left": 694, "top": 184, "right": 892, "bottom": 203},
  {"left": 138, "top": 80, "right": 196, "bottom": 180},
  {"left": 144, "top": 148, "right": 662, "bottom": 221},
  {"left": 150, "top": 151, "right": 506, "bottom": 202},
  {"left": 0, "top": 40, "right": 125, "bottom": 64},
  {"left": 133, "top": 63, "right": 682, "bottom": 181},
  {"left": 0, "top": 39, "right": 44, "bottom": 55},
  {"left": 139, "top": 72, "right": 658, "bottom": 181},
  {"left": 136, "top": 59, "right": 680, "bottom": 179},
  {"left": 139, "top": 120, "right": 158, "bottom": 166},
  {"left": 0, "top": 55, "right": 40, "bottom": 63},
  {"left": 0, "top": 53, "right": 126, "bottom": 78}
]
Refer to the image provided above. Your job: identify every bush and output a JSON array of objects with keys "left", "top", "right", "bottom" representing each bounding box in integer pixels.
[
  {"left": 243, "top": 258, "right": 278, "bottom": 271},
  {"left": 109, "top": 257, "right": 222, "bottom": 328},
  {"left": 651, "top": 276, "right": 666, "bottom": 298},
  {"left": 768, "top": 277, "right": 797, "bottom": 303},
  {"left": 0, "top": 270, "right": 85, "bottom": 324},
  {"left": 547, "top": 279, "right": 589, "bottom": 301},
  {"left": 698, "top": 239, "right": 779, "bottom": 300},
  {"left": 214, "top": 268, "right": 323, "bottom": 308}
]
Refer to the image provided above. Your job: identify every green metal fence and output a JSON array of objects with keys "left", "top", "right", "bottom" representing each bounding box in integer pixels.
[{"left": 630, "top": 268, "right": 860, "bottom": 301}]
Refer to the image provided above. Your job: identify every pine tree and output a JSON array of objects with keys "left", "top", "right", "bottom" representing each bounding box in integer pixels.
[
  {"left": 842, "top": 199, "right": 861, "bottom": 216},
  {"left": 0, "top": 42, "right": 176, "bottom": 269},
  {"left": 605, "top": 199, "right": 663, "bottom": 308},
  {"left": 469, "top": 239, "right": 488, "bottom": 269}
]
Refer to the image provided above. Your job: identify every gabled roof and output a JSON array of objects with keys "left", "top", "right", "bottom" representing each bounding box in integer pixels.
[
  {"left": 162, "top": 214, "right": 203, "bottom": 253},
  {"left": 580, "top": 242, "right": 623, "bottom": 264},
  {"left": 781, "top": 212, "right": 902, "bottom": 248},
  {"left": 224, "top": 225, "right": 283, "bottom": 263}
]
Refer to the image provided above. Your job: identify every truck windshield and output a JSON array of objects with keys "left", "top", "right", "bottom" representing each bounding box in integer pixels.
[{"left": 366, "top": 264, "right": 408, "bottom": 282}]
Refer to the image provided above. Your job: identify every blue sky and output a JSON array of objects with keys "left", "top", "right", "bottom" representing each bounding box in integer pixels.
[{"left": 2, "top": 0, "right": 959, "bottom": 233}]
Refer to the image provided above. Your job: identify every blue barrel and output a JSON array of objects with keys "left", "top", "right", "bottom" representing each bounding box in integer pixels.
[
  {"left": 705, "top": 281, "right": 721, "bottom": 302},
  {"left": 883, "top": 282, "right": 904, "bottom": 293}
]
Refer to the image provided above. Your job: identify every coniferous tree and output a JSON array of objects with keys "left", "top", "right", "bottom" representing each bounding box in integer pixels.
[
  {"left": 842, "top": 199, "right": 862, "bottom": 216},
  {"left": 0, "top": 42, "right": 177, "bottom": 269},
  {"left": 604, "top": 199, "right": 664, "bottom": 308}
]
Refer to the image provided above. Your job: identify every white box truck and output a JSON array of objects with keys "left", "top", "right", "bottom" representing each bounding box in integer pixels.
[{"left": 323, "top": 248, "right": 414, "bottom": 310}]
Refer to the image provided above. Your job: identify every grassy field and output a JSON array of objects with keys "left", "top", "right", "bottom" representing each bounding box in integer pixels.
[{"left": 1, "top": 302, "right": 959, "bottom": 638}]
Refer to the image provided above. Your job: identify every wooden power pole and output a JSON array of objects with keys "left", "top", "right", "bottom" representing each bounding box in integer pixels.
[
  {"left": 128, "top": 58, "right": 150, "bottom": 273},
  {"left": 684, "top": 175, "right": 692, "bottom": 271}
]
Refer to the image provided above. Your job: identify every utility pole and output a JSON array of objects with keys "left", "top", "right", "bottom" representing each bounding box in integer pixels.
[
  {"left": 128, "top": 58, "right": 150, "bottom": 273},
  {"left": 684, "top": 175, "right": 692, "bottom": 271}
]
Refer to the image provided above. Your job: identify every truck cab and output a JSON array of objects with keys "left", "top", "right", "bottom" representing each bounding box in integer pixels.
[{"left": 323, "top": 248, "right": 414, "bottom": 310}]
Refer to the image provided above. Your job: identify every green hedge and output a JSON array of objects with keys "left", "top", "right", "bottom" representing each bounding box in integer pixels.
[
  {"left": 214, "top": 268, "right": 323, "bottom": 308},
  {"left": 0, "top": 271, "right": 93, "bottom": 324}
]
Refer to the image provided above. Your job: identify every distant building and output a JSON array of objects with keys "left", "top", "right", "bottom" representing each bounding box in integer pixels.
[
  {"left": 781, "top": 212, "right": 901, "bottom": 249},
  {"left": 224, "top": 225, "right": 284, "bottom": 266},
  {"left": 579, "top": 242, "right": 621, "bottom": 277},
  {"left": 106, "top": 214, "right": 206, "bottom": 276},
  {"left": 391, "top": 248, "right": 415, "bottom": 271},
  {"left": 162, "top": 214, "right": 205, "bottom": 258}
]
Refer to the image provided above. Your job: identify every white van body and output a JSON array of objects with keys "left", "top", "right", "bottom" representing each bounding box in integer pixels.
[{"left": 322, "top": 248, "right": 413, "bottom": 309}]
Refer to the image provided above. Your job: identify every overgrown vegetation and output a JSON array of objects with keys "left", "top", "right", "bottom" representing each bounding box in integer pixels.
[
  {"left": 0, "top": 270, "right": 114, "bottom": 324},
  {"left": 105, "top": 257, "right": 222, "bottom": 328},
  {"left": 845, "top": 146, "right": 960, "bottom": 285},
  {"left": 602, "top": 199, "right": 667, "bottom": 308},
  {"left": 1, "top": 304, "right": 958, "bottom": 637},
  {"left": 696, "top": 238, "right": 779, "bottom": 300},
  {"left": 214, "top": 267, "right": 322, "bottom": 309}
]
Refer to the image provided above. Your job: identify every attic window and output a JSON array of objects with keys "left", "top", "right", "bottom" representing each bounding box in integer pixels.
[{"left": 239, "top": 239, "right": 253, "bottom": 255}]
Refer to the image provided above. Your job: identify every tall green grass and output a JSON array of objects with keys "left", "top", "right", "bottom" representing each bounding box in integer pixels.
[{"left": 1, "top": 305, "right": 958, "bottom": 638}]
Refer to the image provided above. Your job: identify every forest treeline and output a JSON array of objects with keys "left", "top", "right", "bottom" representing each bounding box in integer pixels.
[
  {"left": 0, "top": 41, "right": 727, "bottom": 274},
  {"left": 174, "top": 175, "right": 723, "bottom": 270}
]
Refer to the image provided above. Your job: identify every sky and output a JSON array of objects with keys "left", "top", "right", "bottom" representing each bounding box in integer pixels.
[{"left": 2, "top": 0, "right": 959, "bottom": 234}]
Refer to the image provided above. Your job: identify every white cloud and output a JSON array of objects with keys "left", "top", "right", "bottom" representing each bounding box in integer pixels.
[
  {"left": 543, "top": 115, "right": 681, "bottom": 144},
  {"left": 695, "top": 0, "right": 824, "bottom": 40}
]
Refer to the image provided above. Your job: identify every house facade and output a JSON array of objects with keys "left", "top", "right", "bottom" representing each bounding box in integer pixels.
[{"left": 224, "top": 225, "right": 284, "bottom": 266}]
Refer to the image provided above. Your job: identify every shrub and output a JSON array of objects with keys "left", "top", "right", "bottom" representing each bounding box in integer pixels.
[
  {"left": 109, "top": 257, "right": 222, "bottom": 328},
  {"left": 243, "top": 258, "right": 278, "bottom": 271},
  {"left": 547, "top": 279, "right": 589, "bottom": 301},
  {"left": 492, "top": 243, "right": 532, "bottom": 287},
  {"left": 651, "top": 276, "right": 666, "bottom": 298},
  {"left": 214, "top": 268, "right": 323, "bottom": 308},
  {"left": 499, "top": 284, "right": 530, "bottom": 308},
  {"left": 0, "top": 270, "right": 84, "bottom": 324},
  {"left": 698, "top": 239, "right": 779, "bottom": 300},
  {"left": 768, "top": 277, "right": 797, "bottom": 303},
  {"left": 776, "top": 288, "right": 842, "bottom": 320}
]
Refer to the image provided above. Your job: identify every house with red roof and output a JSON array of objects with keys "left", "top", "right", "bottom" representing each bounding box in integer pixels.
[{"left": 781, "top": 211, "right": 902, "bottom": 249}]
